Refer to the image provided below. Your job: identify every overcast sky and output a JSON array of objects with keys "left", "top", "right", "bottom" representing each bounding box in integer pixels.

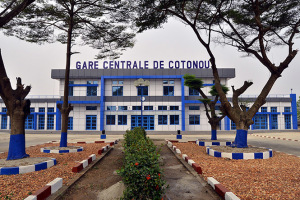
[{"left": 0, "top": 18, "right": 299, "bottom": 98}]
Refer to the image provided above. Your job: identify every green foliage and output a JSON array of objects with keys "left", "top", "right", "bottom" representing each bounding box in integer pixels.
[
  {"left": 209, "top": 85, "right": 229, "bottom": 96},
  {"left": 118, "top": 127, "right": 166, "bottom": 200},
  {"left": 297, "top": 96, "right": 300, "bottom": 120},
  {"left": 183, "top": 74, "right": 203, "bottom": 91},
  {"left": 199, "top": 98, "right": 211, "bottom": 104}
]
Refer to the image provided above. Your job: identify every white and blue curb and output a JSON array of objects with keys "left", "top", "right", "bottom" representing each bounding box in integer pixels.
[
  {"left": 196, "top": 140, "right": 232, "bottom": 147},
  {"left": 41, "top": 147, "right": 83, "bottom": 153}
]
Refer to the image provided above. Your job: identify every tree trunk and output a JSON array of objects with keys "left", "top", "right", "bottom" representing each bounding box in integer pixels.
[
  {"left": 0, "top": 50, "right": 31, "bottom": 160},
  {"left": 210, "top": 121, "right": 218, "bottom": 140}
]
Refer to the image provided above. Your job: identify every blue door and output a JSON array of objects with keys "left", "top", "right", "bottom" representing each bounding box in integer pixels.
[
  {"left": 253, "top": 114, "right": 268, "bottom": 130},
  {"left": 25, "top": 115, "right": 34, "bottom": 129},
  {"left": 131, "top": 115, "right": 154, "bottom": 130}
]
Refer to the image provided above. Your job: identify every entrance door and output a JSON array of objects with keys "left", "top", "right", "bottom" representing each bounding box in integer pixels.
[{"left": 131, "top": 115, "right": 154, "bottom": 130}]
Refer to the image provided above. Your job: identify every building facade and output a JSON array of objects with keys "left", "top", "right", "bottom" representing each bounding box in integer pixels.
[{"left": 0, "top": 68, "right": 297, "bottom": 132}]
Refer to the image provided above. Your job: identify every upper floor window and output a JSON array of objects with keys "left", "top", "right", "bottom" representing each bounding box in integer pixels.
[
  {"left": 170, "top": 106, "right": 179, "bottom": 110},
  {"left": 158, "top": 106, "right": 167, "bottom": 110},
  {"left": 30, "top": 108, "right": 35, "bottom": 113},
  {"left": 112, "top": 86, "right": 123, "bottom": 96},
  {"left": 189, "top": 115, "right": 200, "bottom": 125},
  {"left": 86, "top": 106, "right": 97, "bottom": 110},
  {"left": 163, "top": 80, "right": 168, "bottom": 84},
  {"left": 163, "top": 86, "right": 174, "bottom": 96},
  {"left": 132, "top": 106, "right": 141, "bottom": 110},
  {"left": 118, "top": 106, "right": 128, "bottom": 111},
  {"left": 107, "top": 106, "right": 116, "bottom": 111},
  {"left": 144, "top": 106, "right": 153, "bottom": 110},
  {"left": 87, "top": 81, "right": 98, "bottom": 84},
  {"left": 69, "top": 81, "right": 74, "bottom": 96},
  {"left": 271, "top": 107, "right": 277, "bottom": 112},
  {"left": 170, "top": 115, "right": 179, "bottom": 125},
  {"left": 137, "top": 86, "right": 148, "bottom": 96},
  {"left": 48, "top": 107, "right": 54, "bottom": 112},
  {"left": 87, "top": 81, "right": 97, "bottom": 96},
  {"left": 284, "top": 107, "right": 291, "bottom": 112},
  {"left": 261, "top": 107, "right": 267, "bottom": 112},
  {"left": 189, "top": 106, "right": 200, "bottom": 110},
  {"left": 39, "top": 107, "right": 45, "bottom": 113},
  {"left": 163, "top": 80, "right": 174, "bottom": 84},
  {"left": 112, "top": 80, "right": 123, "bottom": 85},
  {"left": 189, "top": 88, "right": 199, "bottom": 96}
]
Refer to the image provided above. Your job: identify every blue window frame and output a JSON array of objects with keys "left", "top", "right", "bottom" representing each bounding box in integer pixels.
[
  {"left": 158, "top": 115, "right": 168, "bottom": 125},
  {"left": 189, "top": 88, "right": 199, "bottom": 96},
  {"left": 271, "top": 115, "right": 278, "bottom": 129},
  {"left": 285, "top": 115, "right": 291, "bottom": 129},
  {"left": 284, "top": 107, "right": 291, "bottom": 112},
  {"left": 253, "top": 115, "right": 268, "bottom": 129},
  {"left": 106, "top": 115, "right": 115, "bottom": 125},
  {"left": 112, "top": 86, "right": 123, "bottom": 96},
  {"left": 271, "top": 107, "right": 277, "bottom": 112},
  {"left": 144, "top": 106, "right": 153, "bottom": 110},
  {"left": 118, "top": 106, "right": 127, "bottom": 111},
  {"left": 87, "top": 86, "right": 97, "bottom": 96},
  {"left": 107, "top": 106, "right": 116, "bottom": 111},
  {"left": 69, "top": 81, "right": 74, "bottom": 96},
  {"left": 87, "top": 81, "right": 98, "bottom": 84},
  {"left": 86, "top": 115, "right": 97, "bottom": 130},
  {"left": 1, "top": 115, "right": 7, "bottom": 129},
  {"left": 68, "top": 117, "right": 73, "bottom": 130},
  {"left": 118, "top": 115, "right": 127, "bottom": 125},
  {"left": 132, "top": 106, "right": 141, "bottom": 110},
  {"left": 137, "top": 86, "right": 148, "bottom": 96},
  {"left": 39, "top": 107, "right": 45, "bottom": 113},
  {"left": 47, "top": 114, "right": 54, "bottom": 130},
  {"left": 189, "top": 115, "right": 200, "bottom": 125},
  {"left": 170, "top": 106, "right": 179, "bottom": 110},
  {"left": 163, "top": 86, "right": 174, "bottom": 96},
  {"left": 170, "top": 115, "right": 179, "bottom": 125},
  {"left": 48, "top": 107, "right": 54, "bottom": 112},
  {"left": 30, "top": 108, "right": 35, "bottom": 113},
  {"left": 261, "top": 107, "right": 267, "bottom": 112},
  {"left": 231, "top": 121, "right": 236, "bottom": 130},
  {"left": 131, "top": 115, "right": 154, "bottom": 130},
  {"left": 189, "top": 106, "right": 200, "bottom": 110},
  {"left": 86, "top": 106, "right": 97, "bottom": 110},
  {"left": 2, "top": 107, "right": 7, "bottom": 112},
  {"left": 38, "top": 114, "right": 45, "bottom": 130},
  {"left": 158, "top": 106, "right": 167, "bottom": 110}
]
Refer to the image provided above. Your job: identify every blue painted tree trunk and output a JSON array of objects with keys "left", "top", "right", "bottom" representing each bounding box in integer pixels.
[
  {"left": 7, "top": 134, "right": 29, "bottom": 160},
  {"left": 211, "top": 129, "right": 217, "bottom": 140},
  {"left": 60, "top": 132, "right": 68, "bottom": 147},
  {"left": 233, "top": 129, "right": 248, "bottom": 148}
]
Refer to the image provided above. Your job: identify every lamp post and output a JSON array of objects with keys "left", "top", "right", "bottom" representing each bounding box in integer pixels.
[{"left": 134, "top": 78, "right": 150, "bottom": 129}]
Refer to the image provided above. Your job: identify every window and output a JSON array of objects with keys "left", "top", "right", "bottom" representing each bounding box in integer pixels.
[
  {"left": 170, "top": 115, "right": 179, "bottom": 125},
  {"left": 158, "top": 106, "right": 167, "bottom": 110},
  {"left": 68, "top": 117, "right": 73, "bottom": 130},
  {"left": 87, "top": 85, "right": 97, "bottom": 96},
  {"left": 69, "top": 81, "right": 74, "bottom": 96},
  {"left": 144, "top": 106, "right": 153, "bottom": 110},
  {"left": 112, "top": 80, "right": 123, "bottom": 85},
  {"left": 163, "top": 86, "right": 174, "bottom": 96},
  {"left": 47, "top": 115, "right": 54, "bottom": 130},
  {"left": 48, "top": 107, "right": 54, "bottom": 113},
  {"left": 284, "top": 107, "right": 291, "bottom": 112},
  {"left": 2, "top": 108, "right": 7, "bottom": 112},
  {"left": 87, "top": 81, "right": 98, "bottom": 84},
  {"left": 271, "top": 107, "right": 277, "bottom": 112},
  {"left": 253, "top": 115, "right": 268, "bottom": 129},
  {"left": 118, "top": 106, "right": 127, "bottom": 111},
  {"left": 170, "top": 106, "right": 179, "bottom": 110},
  {"left": 118, "top": 115, "right": 127, "bottom": 125},
  {"left": 271, "top": 115, "right": 278, "bottom": 129},
  {"left": 106, "top": 115, "right": 115, "bottom": 125},
  {"left": 86, "top": 106, "right": 97, "bottom": 110},
  {"left": 132, "top": 106, "right": 141, "bottom": 110},
  {"left": 112, "top": 86, "right": 123, "bottom": 96},
  {"left": 169, "top": 80, "right": 174, "bottom": 84},
  {"left": 231, "top": 121, "right": 236, "bottom": 130},
  {"left": 189, "top": 88, "right": 199, "bottom": 96},
  {"left": 189, "top": 115, "right": 200, "bottom": 125},
  {"left": 107, "top": 106, "right": 116, "bottom": 111},
  {"left": 86, "top": 115, "right": 97, "bottom": 130},
  {"left": 285, "top": 114, "right": 291, "bottom": 129},
  {"left": 1, "top": 115, "right": 7, "bottom": 129},
  {"left": 163, "top": 80, "right": 168, "bottom": 84},
  {"left": 112, "top": 80, "right": 118, "bottom": 85},
  {"left": 30, "top": 108, "right": 35, "bottom": 113},
  {"left": 158, "top": 115, "right": 168, "bottom": 125},
  {"left": 38, "top": 114, "right": 45, "bottom": 130},
  {"left": 137, "top": 86, "right": 148, "bottom": 96},
  {"left": 189, "top": 106, "right": 200, "bottom": 110},
  {"left": 119, "top": 80, "right": 123, "bottom": 84},
  {"left": 261, "top": 107, "right": 267, "bottom": 112},
  {"left": 39, "top": 107, "right": 45, "bottom": 113}
]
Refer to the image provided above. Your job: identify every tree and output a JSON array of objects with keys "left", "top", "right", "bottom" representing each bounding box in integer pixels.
[
  {"left": 184, "top": 74, "right": 229, "bottom": 140},
  {"left": 4, "top": 0, "right": 135, "bottom": 147},
  {"left": 132, "top": 0, "right": 300, "bottom": 148},
  {"left": 0, "top": 0, "right": 40, "bottom": 160}
]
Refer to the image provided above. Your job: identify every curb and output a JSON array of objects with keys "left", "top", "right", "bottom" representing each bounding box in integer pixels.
[
  {"left": 252, "top": 134, "right": 299, "bottom": 142},
  {"left": 25, "top": 178, "right": 63, "bottom": 200},
  {"left": 0, "top": 158, "right": 57, "bottom": 175},
  {"left": 166, "top": 140, "right": 240, "bottom": 200},
  {"left": 196, "top": 140, "right": 232, "bottom": 147},
  {"left": 41, "top": 147, "right": 83, "bottom": 154}
]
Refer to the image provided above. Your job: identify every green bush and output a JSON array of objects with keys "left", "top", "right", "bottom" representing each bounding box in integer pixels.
[{"left": 118, "top": 127, "right": 166, "bottom": 200}]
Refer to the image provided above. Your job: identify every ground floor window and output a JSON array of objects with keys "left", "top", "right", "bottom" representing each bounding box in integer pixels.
[
  {"left": 285, "top": 115, "right": 291, "bottom": 129},
  {"left": 271, "top": 115, "right": 278, "bottom": 129},
  {"left": 86, "top": 115, "right": 97, "bottom": 130},
  {"left": 38, "top": 114, "right": 45, "bottom": 130},
  {"left": 158, "top": 115, "right": 168, "bottom": 125},
  {"left": 189, "top": 115, "right": 200, "bottom": 125},
  {"left": 170, "top": 115, "right": 179, "bottom": 125},
  {"left": 131, "top": 115, "right": 154, "bottom": 130},
  {"left": 106, "top": 115, "right": 115, "bottom": 125},
  {"left": 68, "top": 117, "right": 73, "bottom": 130},
  {"left": 231, "top": 121, "right": 236, "bottom": 130},
  {"left": 47, "top": 114, "right": 54, "bottom": 130},
  {"left": 253, "top": 114, "right": 268, "bottom": 129},
  {"left": 118, "top": 115, "right": 127, "bottom": 125},
  {"left": 25, "top": 115, "right": 34, "bottom": 129},
  {"left": 1, "top": 115, "right": 7, "bottom": 129}
]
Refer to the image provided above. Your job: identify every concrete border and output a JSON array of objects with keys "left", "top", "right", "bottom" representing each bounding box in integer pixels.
[
  {"left": 196, "top": 140, "right": 232, "bottom": 147},
  {"left": 41, "top": 147, "right": 83, "bottom": 154},
  {"left": 252, "top": 134, "right": 299, "bottom": 142},
  {"left": 0, "top": 158, "right": 57, "bottom": 175}
]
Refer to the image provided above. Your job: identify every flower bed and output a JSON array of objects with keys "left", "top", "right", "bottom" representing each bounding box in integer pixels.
[
  {"left": 174, "top": 142, "right": 300, "bottom": 200},
  {"left": 0, "top": 142, "right": 108, "bottom": 200}
]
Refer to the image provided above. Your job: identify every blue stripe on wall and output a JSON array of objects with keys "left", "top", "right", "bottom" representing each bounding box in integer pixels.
[{"left": 290, "top": 93, "right": 298, "bottom": 130}]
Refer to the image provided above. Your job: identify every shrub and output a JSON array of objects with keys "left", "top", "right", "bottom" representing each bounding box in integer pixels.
[{"left": 118, "top": 127, "right": 166, "bottom": 200}]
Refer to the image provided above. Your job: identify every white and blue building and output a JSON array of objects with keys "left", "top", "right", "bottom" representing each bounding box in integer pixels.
[{"left": 0, "top": 68, "right": 297, "bottom": 132}]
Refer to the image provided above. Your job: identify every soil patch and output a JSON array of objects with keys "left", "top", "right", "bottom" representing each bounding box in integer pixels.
[
  {"left": 0, "top": 157, "right": 52, "bottom": 167},
  {"left": 209, "top": 146, "right": 269, "bottom": 153}
]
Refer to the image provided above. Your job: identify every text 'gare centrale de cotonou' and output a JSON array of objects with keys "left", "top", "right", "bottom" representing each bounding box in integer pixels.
[{"left": 75, "top": 60, "right": 211, "bottom": 69}]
